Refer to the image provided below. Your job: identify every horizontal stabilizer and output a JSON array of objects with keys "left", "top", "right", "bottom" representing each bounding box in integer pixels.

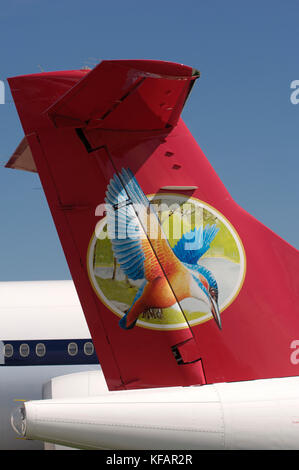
[
  {"left": 5, "top": 136, "right": 37, "bottom": 173},
  {"left": 46, "top": 60, "right": 199, "bottom": 130}
]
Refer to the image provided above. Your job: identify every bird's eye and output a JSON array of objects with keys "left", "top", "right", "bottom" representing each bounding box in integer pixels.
[{"left": 209, "top": 287, "right": 218, "bottom": 301}]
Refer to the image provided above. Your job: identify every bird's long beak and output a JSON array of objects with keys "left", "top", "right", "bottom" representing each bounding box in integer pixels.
[{"left": 210, "top": 296, "right": 222, "bottom": 330}]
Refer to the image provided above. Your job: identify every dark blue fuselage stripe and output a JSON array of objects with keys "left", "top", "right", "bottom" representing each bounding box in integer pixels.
[{"left": 0, "top": 339, "right": 99, "bottom": 366}]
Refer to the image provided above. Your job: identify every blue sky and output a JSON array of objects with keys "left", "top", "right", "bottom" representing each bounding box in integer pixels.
[{"left": 0, "top": 0, "right": 298, "bottom": 281}]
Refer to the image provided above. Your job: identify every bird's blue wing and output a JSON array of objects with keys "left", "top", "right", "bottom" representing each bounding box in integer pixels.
[
  {"left": 105, "top": 168, "right": 149, "bottom": 280},
  {"left": 118, "top": 167, "right": 150, "bottom": 208},
  {"left": 172, "top": 224, "right": 219, "bottom": 265}
]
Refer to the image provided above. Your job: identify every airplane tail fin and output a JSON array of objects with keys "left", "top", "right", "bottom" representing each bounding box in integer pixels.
[{"left": 7, "top": 60, "right": 299, "bottom": 390}]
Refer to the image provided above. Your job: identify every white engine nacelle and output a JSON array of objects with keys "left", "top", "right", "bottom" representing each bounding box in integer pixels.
[
  {"left": 11, "top": 376, "right": 299, "bottom": 450},
  {"left": 12, "top": 369, "right": 108, "bottom": 450}
]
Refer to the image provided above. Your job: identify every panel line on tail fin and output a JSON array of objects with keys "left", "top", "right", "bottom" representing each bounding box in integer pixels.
[
  {"left": 75, "top": 128, "right": 105, "bottom": 154},
  {"left": 95, "top": 150, "right": 207, "bottom": 383},
  {"left": 103, "top": 149, "right": 198, "bottom": 336}
]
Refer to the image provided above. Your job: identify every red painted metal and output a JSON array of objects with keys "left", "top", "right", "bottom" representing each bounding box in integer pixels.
[{"left": 7, "top": 60, "right": 299, "bottom": 390}]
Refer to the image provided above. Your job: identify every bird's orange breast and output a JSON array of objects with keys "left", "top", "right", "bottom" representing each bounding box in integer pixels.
[{"left": 144, "top": 268, "right": 192, "bottom": 308}]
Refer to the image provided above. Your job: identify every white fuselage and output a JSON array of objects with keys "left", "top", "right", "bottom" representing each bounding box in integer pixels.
[
  {"left": 0, "top": 280, "right": 99, "bottom": 450},
  {"left": 2, "top": 281, "right": 299, "bottom": 450}
]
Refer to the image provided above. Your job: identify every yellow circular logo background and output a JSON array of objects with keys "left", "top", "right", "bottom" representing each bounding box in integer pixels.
[{"left": 87, "top": 194, "right": 246, "bottom": 330}]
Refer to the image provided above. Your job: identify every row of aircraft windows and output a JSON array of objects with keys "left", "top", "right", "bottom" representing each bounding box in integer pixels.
[{"left": 2, "top": 341, "right": 95, "bottom": 358}]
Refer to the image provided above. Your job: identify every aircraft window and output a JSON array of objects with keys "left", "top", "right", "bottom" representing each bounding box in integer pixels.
[
  {"left": 35, "top": 343, "right": 46, "bottom": 357},
  {"left": 67, "top": 342, "right": 78, "bottom": 356},
  {"left": 4, "top": 344, "right": 13, "bottom": 358},
  {"left": 84, "top": 342, "right": 94, "bottom": 356},
  {"left": 19, "top": 343, "right": 30, "bottom": 358}
]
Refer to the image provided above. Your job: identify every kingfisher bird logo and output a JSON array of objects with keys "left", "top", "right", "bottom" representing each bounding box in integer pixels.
[{"left": 87, "top": 168, "right": 246, "bottom": 331}]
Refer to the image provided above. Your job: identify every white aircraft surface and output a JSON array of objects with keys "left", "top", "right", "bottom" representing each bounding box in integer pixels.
[
  {"left": 0, "top": 280, "right": 101, "bottom": 450},
  {"left": 3, "top": 279, "right": 299, "bottom": 450}
]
